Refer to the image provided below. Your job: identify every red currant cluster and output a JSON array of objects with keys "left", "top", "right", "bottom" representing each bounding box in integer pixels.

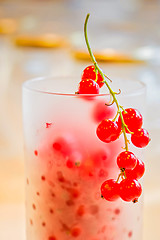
[
  {"left": 99, "top": 107, "right": 149, "bottom": 202},
  {"left": 97, "top": 108, "right": 150, "bottom": 149},
  {"left": 77, "top": 65, "right": 149, "bottom": 202},
  {"left": 76, "top": 14, "right": 150, "bottom": 203},
  {"left": 101, "top": 153, "right": 145, "bottom": 203}
]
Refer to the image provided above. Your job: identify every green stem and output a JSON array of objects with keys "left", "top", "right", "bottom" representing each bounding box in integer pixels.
[
  {"left": 116, "top": 172, "right": 122, "bottom": 183},
  {"left": 84, "top": 14, "right": 97, "bottom": 67},
  {"left": 84, "top": 13, "right": 129, "bottom": 151},
  {"left": 112, "top": 111, "right": 119, "bottom": 122}
]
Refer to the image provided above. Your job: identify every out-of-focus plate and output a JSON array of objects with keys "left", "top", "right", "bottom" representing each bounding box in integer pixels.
[
  {"left": 13, "top": 33, "right": 67, "bottom": 48},
  {"left": 71, "top": 48, "right": 147, "bottom": 63},
  {"left": 70, "top": 31, "right": 154, "bottom": 63}
]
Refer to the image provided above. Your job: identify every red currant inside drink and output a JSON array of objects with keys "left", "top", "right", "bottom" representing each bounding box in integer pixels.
[{"left": 23, "top": 77, "right": 146, "bottom": 240}]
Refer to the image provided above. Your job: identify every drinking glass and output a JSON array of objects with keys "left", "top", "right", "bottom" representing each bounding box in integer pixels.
[{"left": 23, "top": 76, "right": 146, "bottom": 240}]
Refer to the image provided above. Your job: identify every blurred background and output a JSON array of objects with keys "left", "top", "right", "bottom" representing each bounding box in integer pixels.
[{"left": 0, "top": 0, "right": 160, "bottom": 239}]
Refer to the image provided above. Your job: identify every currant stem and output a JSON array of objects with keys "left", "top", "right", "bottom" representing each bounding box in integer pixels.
[
  {"left": 84, "top": 13, "right": 129, "bottom": 151},
  {"left": 116, "top": 172, "right": 122, "bottom": 183},
  {"left": 112, "top": 111, "right": 119, "bottom": 122},
  {"left": 116, "top": 168, "right": 126, "bottom": 183},
  {"left": 104, "top": 74, "right": 112, "bottom": 82},
  {"left": 84, "top": 14, "right": 97, "bottom": 68}
]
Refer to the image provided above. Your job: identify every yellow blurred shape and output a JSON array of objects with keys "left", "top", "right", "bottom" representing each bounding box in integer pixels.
[
  {"left": 72, "top": 48, "right": 145, "bottom": 63},
  {"left": 0, "top": 18, "right": 17, "bottom": 34},
  {"left": 14, "top": 33, "right": 67, "bottom": 48}
]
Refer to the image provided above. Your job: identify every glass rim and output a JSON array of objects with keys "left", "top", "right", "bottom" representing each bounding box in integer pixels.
[{"left": 23, "top": 75, "right": 146, "bottom": 97}]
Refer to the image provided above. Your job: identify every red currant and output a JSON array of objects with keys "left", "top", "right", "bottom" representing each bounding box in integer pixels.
[
  {"left": 66, "top": 151, "right": 82, "bottom": 168},
  {"left": 34, "top": 150, "right": 38, "bottom": 156},
  {"left": 131, "top": 128, "right": 150, "bottom": 148},
  {"left": 78, "top": 79, "right": 100, "bottom": 94},
  {"left": 66, "top": 160, "right": 74, "bottom": 168},
  {"left": 117, "top": 151, "right": 137, "bottom": 170},
  {"left": 76, "top": 205, "right": 85, "bottom": 216},
  {"left": 52, "top": 134, "right": 76, "bottom": 157},
  {"left": 101, "top": 179, "right": 120, "bottom": 201},
  {"left": 93, "top": 100, "right": 116, "bottom": 123},
  {"left": 92, "top": 149, "right": 109, "bottom": 168},
  {"left": 71, "top": 226, "right": 81, "bottom": 237},
  {"left": 118, "top": 108, "right": 143, "bottom": 132},
  {"left": 125, "top": 159, "right": 145, "bottom": 180},
  {"left": 48, "top": 236, "right": 56, "bottom": 240},
  {"left": 96, "top": 119, "right": 120, "bottom": 143},
  {"left": 119, "top": 178, "right": 142, "bottom": 202},
  {"left": 69, "top": 188, "right": 80, "bottom": 198},
  {"left": 81, "top": 65, "right": 104, "bottom": 88}
]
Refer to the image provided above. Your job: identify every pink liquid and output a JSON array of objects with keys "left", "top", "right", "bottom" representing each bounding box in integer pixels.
[{"left": 23, "top": 77, "right": 145, "bottom": 240}]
